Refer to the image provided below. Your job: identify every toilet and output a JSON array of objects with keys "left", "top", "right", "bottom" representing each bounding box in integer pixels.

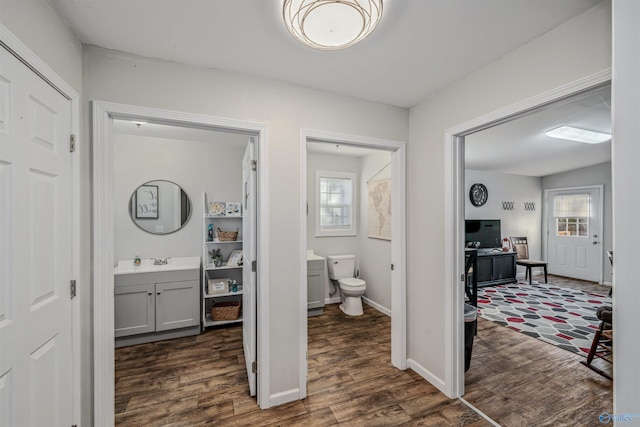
[{"left": 327, "top": 254, "right": 366, "bottom": 316}]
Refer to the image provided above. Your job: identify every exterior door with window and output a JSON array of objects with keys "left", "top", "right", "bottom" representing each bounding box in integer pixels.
[{"left": 547, "top": 188, "right": 602, "bottom": 282}]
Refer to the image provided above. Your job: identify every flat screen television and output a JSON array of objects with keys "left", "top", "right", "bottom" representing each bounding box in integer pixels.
[{"left": 465, "top": 219, "right": 501, "bottom": 249}]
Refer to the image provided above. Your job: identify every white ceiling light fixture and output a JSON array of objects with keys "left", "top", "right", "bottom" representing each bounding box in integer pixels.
[
  {"left": 283, "top": 0, "right": 383, "bottom": 51},
  {"left": 545, "top": 126, "right": 611, "bottom": 144}
]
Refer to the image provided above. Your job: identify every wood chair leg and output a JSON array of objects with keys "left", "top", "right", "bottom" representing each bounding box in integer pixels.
[
  {"left": 585, "top": 327, "right": 603, "bottom": 364},
  {"left": 528, "top": 267, "right": 532, "bottom": 285},
  {"left": 543, "top": 266, "right": 548, "bottom": 284}
]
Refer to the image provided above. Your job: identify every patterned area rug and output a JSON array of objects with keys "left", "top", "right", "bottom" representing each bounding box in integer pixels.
[{"left": 477, "top": 281, "right": 611, "bottom": 356}]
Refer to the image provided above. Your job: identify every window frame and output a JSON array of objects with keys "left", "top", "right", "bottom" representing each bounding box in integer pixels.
[
  {"left": 553, "top": 193, "right": 590, "bottom": 237},
  {"left": 315, "top": 170, "right": 357, "bottom": 237}
]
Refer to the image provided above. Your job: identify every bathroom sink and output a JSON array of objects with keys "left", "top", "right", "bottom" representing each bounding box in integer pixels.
[{"left": 114, "top": 256, "right": 201, "bottom": 275}]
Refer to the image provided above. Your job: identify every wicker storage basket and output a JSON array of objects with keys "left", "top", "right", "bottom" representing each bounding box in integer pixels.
[
  {"left": 211, "top": 301, "right": 241, "bottom": 321},
  {"left": 217, "top": 227, "right": 239, "bottom": 241}
]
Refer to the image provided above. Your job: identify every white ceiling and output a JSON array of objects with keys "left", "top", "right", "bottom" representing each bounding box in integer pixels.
[
  {"left": 112, "top": 119, "right": 249, "bottom": 146},
  {"left": 49, "top": 0, "right": 602, "bottom": 108},
  {"left": 52, "top": 0, "right": 609, "bottom": 175},
  {"left": 465, "top": 84, "right": 611, "bottom": 177}
]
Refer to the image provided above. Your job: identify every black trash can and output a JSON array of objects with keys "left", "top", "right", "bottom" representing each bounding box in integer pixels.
[{"left": 464, "top": 303, "right": 477, "bottom": 372}]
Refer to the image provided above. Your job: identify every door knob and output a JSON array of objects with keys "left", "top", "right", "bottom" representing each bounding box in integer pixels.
[{"left": 593, "top": 241, "right": 599, "bottom": 245}]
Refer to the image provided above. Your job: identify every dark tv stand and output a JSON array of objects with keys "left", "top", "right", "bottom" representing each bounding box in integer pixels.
[{"left": 476, "top": 250, "right": 517, "bottom": 287}]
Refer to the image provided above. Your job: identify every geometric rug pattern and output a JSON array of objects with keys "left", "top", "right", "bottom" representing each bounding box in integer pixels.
[{"left": 477, "top": 281, "right": 612, "bottom": 357}]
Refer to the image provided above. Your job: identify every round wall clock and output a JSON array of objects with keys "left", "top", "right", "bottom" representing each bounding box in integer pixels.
[{"left": 469, "top": 183, "right": 488, "bottom": 207}]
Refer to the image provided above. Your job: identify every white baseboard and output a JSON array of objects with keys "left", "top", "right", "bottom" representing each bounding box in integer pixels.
[
  {"left": 407, "top": 358, "right": 447, "bottom": 396},
  {"left": 269, "top": 388, "right": 300, "bottom": 407},
  {"left": 325, "top": 296, "right": 341, "bottom": 304},
  {"left": 362, "top": 296, "right": 391, "bottom": 317}
]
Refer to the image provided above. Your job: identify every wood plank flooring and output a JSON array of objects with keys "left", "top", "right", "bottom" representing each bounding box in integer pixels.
[
  {"left": 115, "top": 304, "right": 487, "bottom": 426},
  {"left": 116, "top": 277, "right": 612, "bottom": 426},
  {"left": 464, "top": 273, "right": 612, "bottom": 426}
]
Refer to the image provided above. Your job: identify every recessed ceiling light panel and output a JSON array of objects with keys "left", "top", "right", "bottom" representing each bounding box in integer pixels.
[
  {"left": 283, "top": 0, "right": 383, "bottom": 51},
  {"left": 545, "top": 126, "right": 611, "bottom": 144}
]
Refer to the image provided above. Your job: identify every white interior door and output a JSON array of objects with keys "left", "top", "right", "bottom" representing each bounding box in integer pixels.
[
  {"left": 547, "top": 187, "right": 602, "bottom": 282},
  {"left": 242, "top": 139, "right": 257, "bottom": 396},
  {"left": 0, "top": 47, "right": 73, "bottom": 426}
]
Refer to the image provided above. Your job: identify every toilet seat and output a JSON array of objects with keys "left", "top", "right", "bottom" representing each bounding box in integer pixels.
[{"left": 339, "top": 277, "right": 366, "bottom": 290}]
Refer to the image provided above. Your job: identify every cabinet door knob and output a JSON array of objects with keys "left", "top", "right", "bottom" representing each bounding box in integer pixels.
[
  {"left": 148, "top": 291, "right": 153, "bottom": 295},
  {"left": 157, "top": 291, "right": 161, "bottom": 295}
]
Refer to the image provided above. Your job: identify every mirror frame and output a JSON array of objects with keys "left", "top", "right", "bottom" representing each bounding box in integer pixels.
[{"left": 128, "top": 179, "right": 193, "bottom": 235}]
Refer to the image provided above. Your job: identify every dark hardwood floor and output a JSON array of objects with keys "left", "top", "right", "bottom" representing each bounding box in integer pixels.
[
  {"left": 115, "top": 279, "right": 612, "bottom": 426},
  {"left": 115, "top": 305, "right": 487, "bottom": 426},
  {"left": 464, "top": 273, "right": 612, "bottom": 426},
  {"left": 535, "top": 273, "right": 611, "bottom": 296}
]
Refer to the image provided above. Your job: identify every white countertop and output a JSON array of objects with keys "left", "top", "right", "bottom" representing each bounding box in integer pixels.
[
  {"left": 307, "top": 250, "right": 325, "bottom": 262},
  {"left": 114, "top": 256, "right": 201, "bottom": 275}
]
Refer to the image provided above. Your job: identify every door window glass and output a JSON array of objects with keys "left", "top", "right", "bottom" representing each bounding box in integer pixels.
[{"left": 554, "top": 194, "right": 589, "bottom": 237}]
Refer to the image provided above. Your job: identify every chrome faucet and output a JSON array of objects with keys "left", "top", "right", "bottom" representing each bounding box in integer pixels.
[{"left": 153, "top": 257, "right": 171, "bottom": 265}]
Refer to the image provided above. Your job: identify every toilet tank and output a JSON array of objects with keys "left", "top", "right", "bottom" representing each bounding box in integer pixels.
[{"left": 327, "top": 254, "right": 356, "bottom": 280}]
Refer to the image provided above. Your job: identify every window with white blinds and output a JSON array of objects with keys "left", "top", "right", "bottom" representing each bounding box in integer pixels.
[
  {"left": 315, "top": 171, "right": 357, "bottom": 237},
  {"left": 554, "top": 193, "right": 589, "bottom": 237}
]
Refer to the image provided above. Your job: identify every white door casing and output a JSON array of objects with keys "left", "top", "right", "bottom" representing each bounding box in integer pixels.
[
  {"left": 546, "top": 186, "right": 603, "bottom": 283},
  {"left": 445, "top": 71, "right": 610, "bottom": 398},
  {"left": 93, "top": 101, "right": 271, "bottom": 423},
  {"left": 242, "top": 138, "right": 257, "bottom": 396},
  {"left": 0, "top": 46, "right": 74, "bottom": 426},
  {"left": 298, "top": 129, "right": 407, "bottom": 400}
]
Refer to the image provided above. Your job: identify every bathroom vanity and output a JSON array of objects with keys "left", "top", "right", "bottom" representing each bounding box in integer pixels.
[
  {"left": 307, "top": 252, "right": 326, "bottom": 316},
  {"left": 114, "top": 256, "right": 201, "bottom": 347}
]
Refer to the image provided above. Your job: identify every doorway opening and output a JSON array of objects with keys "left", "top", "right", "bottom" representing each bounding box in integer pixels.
[
  {"left": 445, "top": 71, "right": 612, "bottom": 398},
  {"left": 298, "top": 129, "right": 407, "bottom": 398},
  {"left": 92, "top": 101, "right": 270, "bottom": 423}
]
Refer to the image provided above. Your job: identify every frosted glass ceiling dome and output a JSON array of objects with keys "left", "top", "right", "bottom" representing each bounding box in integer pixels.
[{"left": 283, "top": 0, "right": 383, "bottom": 50}]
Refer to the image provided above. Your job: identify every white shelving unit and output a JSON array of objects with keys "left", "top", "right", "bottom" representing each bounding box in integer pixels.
[{"left": 202, "top": 193, "right": 244, "bottom": 329}]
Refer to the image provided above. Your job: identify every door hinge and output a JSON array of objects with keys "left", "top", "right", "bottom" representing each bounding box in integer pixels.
[
  {"left": 461, "top": 274, "right": 465, "bottom": 282},
  {"left": 70, "top": 280, "right": 77, "bottom": 299},
  {"left": 391, "top": 263, "right": 394, "bottom": 270},
  {"left": 252, "top": 361, "right": 257, "bottom": 373},
  {"left": 69, "top": 134, "right": 76, "bottom": 152},
  {"left": 251, "top": 160, "right": 257, "bottom": 171},
  {"left": 252, "top": 260, "right": 257, "bottom": 272},
  {"left": 72, "top": 425, "right": 77, "bottom": 427}
]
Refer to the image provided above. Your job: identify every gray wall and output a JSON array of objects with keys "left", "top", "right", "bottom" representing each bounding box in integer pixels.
[
  {"left": 359, "top": 150, "right": 392, "bottom": 311},
  {"left": 113, "top": 132, "right": 246, "bottom": 262},
  {"left": 306, "top": 150, "right": 393, "bottom": 311},
  {"left": 408, "top": 2, "right": 611, "bottom": 384},
  {"left": 465, "top": 170, "right": 542, "bottom": 278},
  {"left": 8, "top": 0, "right": 629, "bottom": 416},
  {"left": 83, "top": 44, "right": 409, "bottom": 403},
  {"left": 541, "top": 162, "right": 612, "bottom": 283}
]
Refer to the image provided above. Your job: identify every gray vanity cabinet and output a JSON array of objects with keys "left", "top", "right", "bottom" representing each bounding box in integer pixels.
[
  {"left": 307, "top": 258, "right": 325, "bottom": 316},
  {"left": 114, "top": 283, "right": 155, "bottom": 337},
  {"left": 155, "top": 280, "right": 200, "bottom": 331},
  {"left": 114, "top": 265, "right": 200, "bottom": 347}
]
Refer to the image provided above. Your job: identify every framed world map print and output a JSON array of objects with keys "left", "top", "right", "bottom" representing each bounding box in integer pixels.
[{"left": 367, "top": 178, "right": 391, "bottom": 240}]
